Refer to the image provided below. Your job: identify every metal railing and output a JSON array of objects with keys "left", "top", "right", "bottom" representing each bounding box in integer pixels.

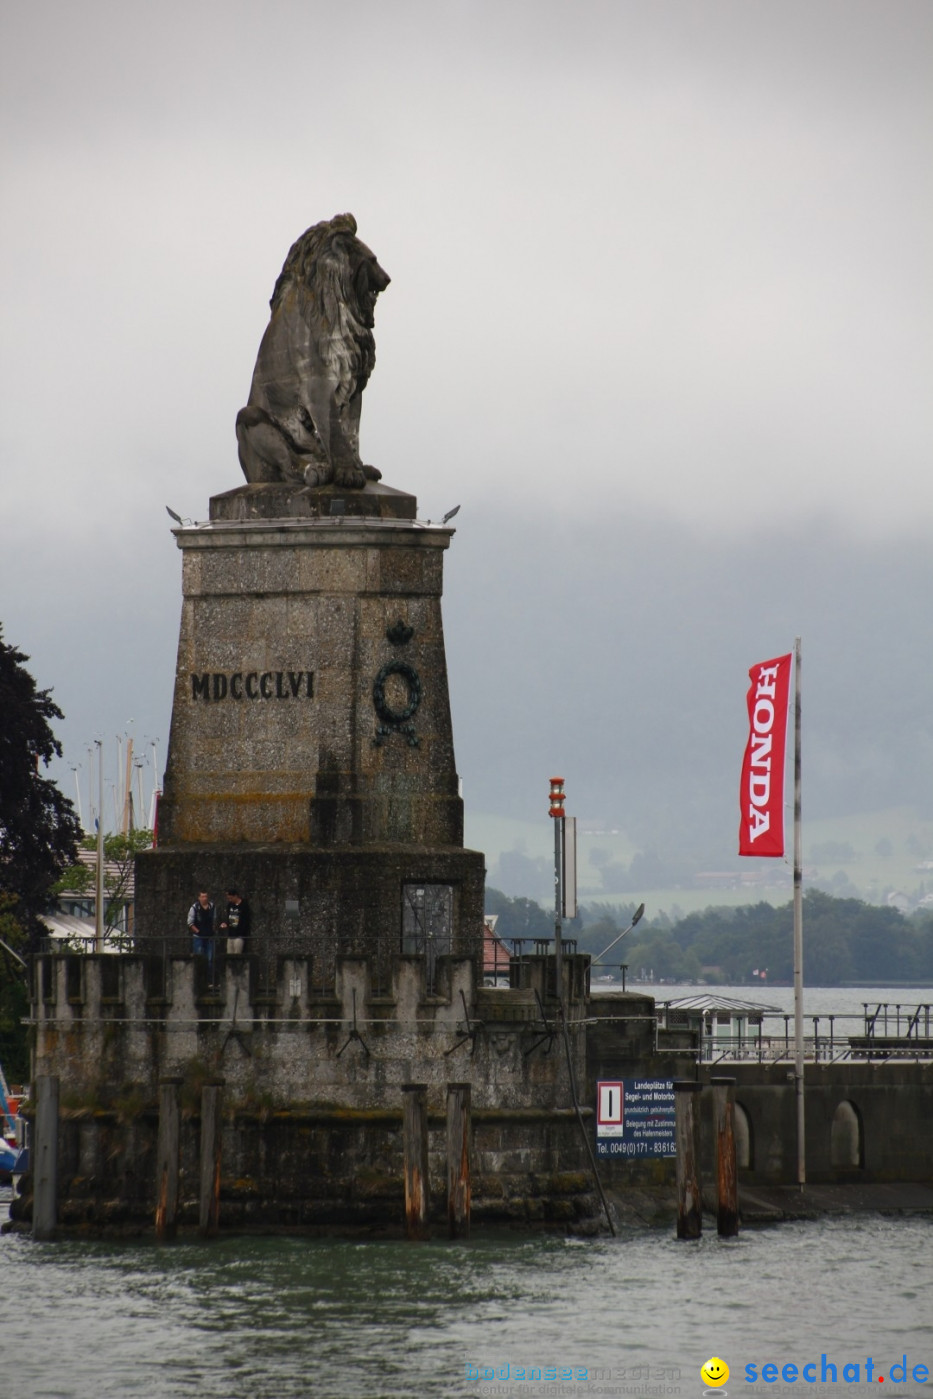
[
  {"left": 862, "top": 1001, "right": 933, "bottom": 1039},
  {"left": 666, "top": 1005, "right": 933, "bottom": 1064},
  {"left": 482, "top": 936, "right": 578, "bottom": 988}
]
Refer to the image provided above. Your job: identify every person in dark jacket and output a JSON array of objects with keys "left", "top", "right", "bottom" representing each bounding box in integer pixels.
[
  {"left": 188, "top": 889, "right": 216, "bottom": 982},
  {"left": 220, "top": 888, "right": 251, "bottom": 955}
]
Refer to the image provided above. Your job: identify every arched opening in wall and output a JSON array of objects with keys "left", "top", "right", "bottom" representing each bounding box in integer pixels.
[
  {"left": 831, "top": 1100, "right": 864, "bottom": 1169},
  {"left": 734, "top": 1101, "right": 753, "bottom": 1170}
]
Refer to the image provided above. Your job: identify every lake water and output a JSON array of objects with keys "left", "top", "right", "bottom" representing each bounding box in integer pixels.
[
  {"left": 10, "top": 1211, "right": 932, "bottom": 1398},
  {"left": 14, "top": 987, "right": 932, "bottom": 1396}
]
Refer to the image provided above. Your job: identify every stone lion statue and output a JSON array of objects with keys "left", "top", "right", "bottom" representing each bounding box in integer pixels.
[{"left": 236, "top": 213, "right": 390, "bottom": 489}]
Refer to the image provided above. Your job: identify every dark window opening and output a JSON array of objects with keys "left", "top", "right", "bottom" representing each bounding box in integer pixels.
[{"left": 402, "top": 884, "right": 453, "bottom": 995}]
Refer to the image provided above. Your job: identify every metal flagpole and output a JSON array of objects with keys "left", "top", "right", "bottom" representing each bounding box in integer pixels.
[{"left": 793, "top": 637, "right": 805, "bottom": 1188}]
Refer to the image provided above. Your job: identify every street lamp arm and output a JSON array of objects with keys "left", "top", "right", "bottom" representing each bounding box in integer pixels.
[{"left": 590, "top": 902, "right": 646, "bottom": 966}]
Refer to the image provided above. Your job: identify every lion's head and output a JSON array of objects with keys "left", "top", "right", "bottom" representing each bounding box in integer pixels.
[
  {"left": 272, "top": 213, "right": 390, "bottom": 322},
  {"left": 237, "top": 213, "right": 391, "bottom": 489}
]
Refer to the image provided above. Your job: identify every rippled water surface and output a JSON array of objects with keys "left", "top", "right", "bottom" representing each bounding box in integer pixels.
[{"left": 11, "top": 1213, "right": 932, "bottom": 1398}]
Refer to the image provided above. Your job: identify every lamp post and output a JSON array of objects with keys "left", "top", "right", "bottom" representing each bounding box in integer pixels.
[
  {"left": 591, "top": 903, "right": 646, "bottom": 982},
  {"left": 547, "top": 777, "right": 616, "bottom": 1237}
]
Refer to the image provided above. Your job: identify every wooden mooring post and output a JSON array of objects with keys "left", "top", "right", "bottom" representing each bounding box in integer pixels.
[
  {"left": 33, "top": 1074, "right": 60, "bottom": 1242},
  {"left": 402, "top": 1083, "right": 430, "bottom": 1240},
  {"left": 199, "top": 1081, "right": 224, "bottom": 1238},
  {"left": 674, "top": 1080, "right": 703, "bottom": 1240},
  {"left": 446, "top": 1082, "right": 471, "bottom": 1239},
  {"left": 711, "top": 1075, "right": 739, "bottom": 1238},
  {"left": 155, "top": 1077, "right": 182, "bottom": 1242}
]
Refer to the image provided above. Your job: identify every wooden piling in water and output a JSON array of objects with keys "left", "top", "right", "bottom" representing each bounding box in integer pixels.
[
  {"left": 402, "top": 1083, "right": 430, "bottom": 1240},
  {"left": 446, "top": 1082, "right": 471, "bottom": 1239},
  {"left": 199, "top": 1081, "right": 224, "bottom": 1238},
  {"left": 155, "top": 1077, "right": 182, "bottom": 1242},
  {"left": 33, "top": 1074, "right": 59, "bottom": 1242},
  {"left": 711, "top": 1075, "right": 739, "bottom": 1237},
  {"left": 674, "top": 1080, "right": 703, "bottom": 1240}
]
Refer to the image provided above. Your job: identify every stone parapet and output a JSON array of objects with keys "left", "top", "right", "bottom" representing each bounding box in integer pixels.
[{"left": 31, "top": 952, "right": 591, "bottom": 1114}]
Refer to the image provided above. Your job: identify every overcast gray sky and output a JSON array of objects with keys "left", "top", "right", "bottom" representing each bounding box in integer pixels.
[{"left": 2, "top": 1, "right": 931, "bottom": 868}]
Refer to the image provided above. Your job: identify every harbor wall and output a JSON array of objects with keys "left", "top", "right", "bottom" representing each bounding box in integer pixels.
[
  {"left": 587, "top": 993, "right": 933, "bottom": 1190},
  {"left": 18, "top": 951, "right": 599, "bottom": 1235},
  {"left": 18, "top": 963, "right": 933, "bottom": 1235},
  {"left": 700, "top": 1061, "right": 933, "bottom": 1186}
]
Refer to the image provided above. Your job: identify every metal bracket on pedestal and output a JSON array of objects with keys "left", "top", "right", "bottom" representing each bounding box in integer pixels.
[
  {"left": 523, "top": 989, "right": 556, "bottom": 1057},
  {"left": 336, "top": 987, "right": 370, "bottom": 1058},
  {"left": 446, "top": 988, "right": 481, "bottom": 1056},
  {"left": 221, "top": 986, "right": 253, "bottom": 1058}
]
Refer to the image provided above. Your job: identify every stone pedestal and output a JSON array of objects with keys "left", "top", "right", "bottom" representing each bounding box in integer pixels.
[{"left": 137, "top": 483, "right": 485, "bottom": 982}]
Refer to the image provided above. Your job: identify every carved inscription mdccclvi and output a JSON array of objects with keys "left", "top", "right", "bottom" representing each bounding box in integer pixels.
[{"left": 190, "top": 671, "right": 314, "bottom": 702}]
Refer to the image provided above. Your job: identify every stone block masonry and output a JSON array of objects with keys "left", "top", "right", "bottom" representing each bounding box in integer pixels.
[
  {"left": 19, "top": 951, "right": 600, "bottom": 1235},
  {"left": 157, "top": 484, "right": 464, "bottom": 851},
  {"left": 143, "top": 481, "right": 486, "bottom": 986}
]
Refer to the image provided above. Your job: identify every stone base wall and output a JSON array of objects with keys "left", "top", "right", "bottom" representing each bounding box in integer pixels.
[
  {"left": 32, "top": 952, "right": 590, "bottom": 1109},
  {"left": 706, "top": 1061, "right": 933, "bottom": 1186},
  {"left": 11, "top": 1106, "right": 599, "bottom": 1237},
  {"left": 22, "top": 951, "right": 601, "bottom": 1236},
  {"left": 585, "top": 994, "right": 933, "bottom": 1192}
]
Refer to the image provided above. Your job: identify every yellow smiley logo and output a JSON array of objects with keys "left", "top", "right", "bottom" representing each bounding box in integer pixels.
[{"left": 701, "top": 1357, "right": 730, "bottom": 1388}]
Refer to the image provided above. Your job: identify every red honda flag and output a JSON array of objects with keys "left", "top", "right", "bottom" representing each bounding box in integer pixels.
[{"left": 739, "top": 653, "right": 792, "bottom": 857}]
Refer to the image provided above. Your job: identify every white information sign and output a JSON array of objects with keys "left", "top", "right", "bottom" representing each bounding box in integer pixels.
[{"left": 595, "top": 1078, "right": 676, "bottom": 1158}]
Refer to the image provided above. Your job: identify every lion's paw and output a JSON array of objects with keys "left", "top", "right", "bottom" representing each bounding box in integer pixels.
[
  {"left": 333, "top": 465, "right": 367, "bottom": 490},
  {"left": 303, "top": 463, "right": 333, "bottom": 488}
]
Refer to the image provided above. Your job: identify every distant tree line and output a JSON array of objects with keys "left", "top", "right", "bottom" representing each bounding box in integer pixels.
[{"left": 486, "top": 887, "right": 933, "bottom": 986}]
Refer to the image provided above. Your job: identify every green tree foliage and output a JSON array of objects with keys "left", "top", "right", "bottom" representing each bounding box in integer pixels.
[
  {"left": 575, "top": 902, "right": 644, "bottom": 958},
  {"left": 484, "top": 888, "right": 553, "bottom": 941},
  {"left": 0, "top": 629, "right": 81, "bottom": 1078},
  {"left": 0, "top": 627, "right": 82, "bottom": 946},
  {"left": 54, "top": 829, "right": 154, "bottom": 934},
  {"left": 490, "top": 886, "right": 933, "bottom": 985},
  {"left": 578, "top": 890, "right": 933, "bottom": 985},
  {"left": 0, "top": 978, "right": 29, "bottom": 1083}
]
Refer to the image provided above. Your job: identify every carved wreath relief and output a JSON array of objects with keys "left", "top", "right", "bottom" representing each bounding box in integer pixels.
[{"left": 373, "top": 619, "right": 421, "bottom": 747}]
